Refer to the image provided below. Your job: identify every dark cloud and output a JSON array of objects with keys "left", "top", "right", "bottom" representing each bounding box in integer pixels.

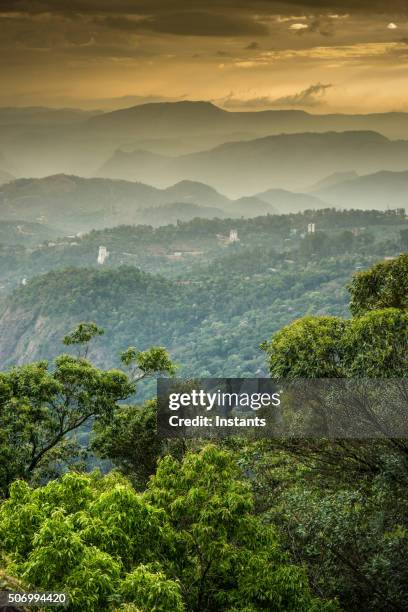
[
  {"left": 0, "top": 0, "right": 408, "bottom": 15},
  {"left": 1, "top": 1, "right": 406, "bottom": 44},
  {"left": 1, "top": 0, "right": 407, "bottom": 17},
  {"left": 309, "top": 17, "right": 336, "bottom": 37},
  {"left": 246, "top": 41, "right": 260, "bottom": 50},
  {"left": 100, "top": 12, "right": 268, "bottom": 37}
]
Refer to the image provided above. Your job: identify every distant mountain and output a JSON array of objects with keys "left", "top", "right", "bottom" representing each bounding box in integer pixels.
[
  {"left": 308, "top": 171, "right": 360, "bottom": 193},
  {"left": 97, "top": 149, "right": 169, "bottom": 183},
  {"left": 0, "top": 175, "right": 277, "bottom": 234},
  {"left": 87, "top": 101, "right": 227, "bottom": 138},
  {"left": 0, "top": 175, "right": 160, "bottom": 232},
  {"left": 159, "top": 179, "right": 229, "bottom": 208},
  {"left": 0, "top": 107, "right": 100, "bottom": 126},
  {"left": 313, "top": 170, "right": 408, "bottom": 210},
  {"left": 256, "top": 189, "right": 327, "bottom": 213},
  {"left": 99, "top": 130, "right": 408, "bottom": 195},
  {"left": 7, "top": 169, "right": 402, "bottom": 237},
  {"left": 86, "top": 101, "right": 408, "bottom": 141},
  {"left": 5, "top": 101, "right": 408, "bottom": 180}
]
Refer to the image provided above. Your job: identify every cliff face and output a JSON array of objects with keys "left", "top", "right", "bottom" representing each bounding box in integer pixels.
[
  {"left": 0, "top": 304, "right": 68, "bottom": 368},
  {"left": 0, "top": 303, "right": 113, "bottom": 370}
]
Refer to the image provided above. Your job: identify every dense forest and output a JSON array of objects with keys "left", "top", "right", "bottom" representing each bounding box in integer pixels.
[
  {"left": 0, "top": 210, "right": 405, "bottom": 385},
  {"left": 0, "top": 253, "right": 407, "bottom": 610}
]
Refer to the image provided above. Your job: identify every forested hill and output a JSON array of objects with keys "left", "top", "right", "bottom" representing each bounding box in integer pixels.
[
  {"left": 0, "top": 252, "right": 392, "bottom": 376},
  {"left": 0, "top": 208, "right": 404, "bottom": 375},
  {"left": 0, "top": 208, "right": 405, "bottom": 294}
]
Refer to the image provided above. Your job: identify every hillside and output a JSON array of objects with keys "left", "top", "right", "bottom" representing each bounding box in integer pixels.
[
  {"left": 0, "top": 221, "right": 61, "bottom": 246},
  {"left": 0, "top": 208, "right": 404, "bottom": 295},
  {"left": 0, "top": 259, "right": 355, "bottom": 374}
]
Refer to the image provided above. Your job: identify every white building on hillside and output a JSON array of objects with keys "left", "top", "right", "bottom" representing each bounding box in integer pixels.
[
  {"left": 229, "top": 229, "right": 239, "bottom": 243},
  {"left": 97, "top": 246, "right": 109, "bottom": 265}
]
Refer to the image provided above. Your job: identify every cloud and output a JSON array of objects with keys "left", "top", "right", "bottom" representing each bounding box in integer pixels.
[
  {"left": 387, "top": 22, "right": 398, "bottom": 29},
  {"left": 289, "top": 23, "right": 309, "bottom": 30},
  {"left": 0, "top": 1, "right": 406, "bottom": 15},
  {"left": 219, "top": 82, "right": 332, "bottom": 109},
  {"left": 288, "top": 15, "right": 337, "bottom": 36},
  {"left": 246, "top": 41, "right": 260, "bottom": 50},
  {"left": 100, "top": 11, "right": 269, "bottom": 37},
  {"left": 272, "top": 82, "right": 332, "bottom": 106},
  {"left": 309, "top": 16, "right": 336, "bottom": 36}
]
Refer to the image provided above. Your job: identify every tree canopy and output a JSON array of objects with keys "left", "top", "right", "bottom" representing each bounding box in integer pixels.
[{"left": 0, "top": 446, "right": 338, "bottom": 611}]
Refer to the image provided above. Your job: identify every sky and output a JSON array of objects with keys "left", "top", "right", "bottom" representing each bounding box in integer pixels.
[{"left": 1, "top": 0, "right": 408, "bottom": 113}]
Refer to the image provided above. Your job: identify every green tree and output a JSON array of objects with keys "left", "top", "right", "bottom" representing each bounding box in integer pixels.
[
  {"left": 257, "top": 253, "right": 408, "bottom": 610},
  {"left": 348, "top": 254, "right": 408, "bottom": 315},
  {"left": 262, "top": 254, "right": 408, "bottom": 379},
  {"left": 260, "top": 316, "right": 346, "bottom": 378},
  {"left": 0, "top": 447, "right": 338, "bottom": 611},
  {"left": 91, "top": 400, "right": 184, "bottom": 490},
  {"left": 0, "top": 323, "right": 175, "bottom": 497}
]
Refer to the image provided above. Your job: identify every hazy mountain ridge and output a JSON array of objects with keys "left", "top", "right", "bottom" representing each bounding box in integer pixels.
[
  {"left": 314, "top": 170, "right": 408, "bottom": 209},
  {"left": 1, "top": 165, "right": 407, "bottom": 240},
  {"left": 0, "top": 107, "right": 101, "bottom": 126},
  {"left": 98, "top": 130, "right": 408, "bottom": 195},
  {"left": 0, "top": 174, "right": 278, "bottom": 233},
  {"left": 308, "top": 171, "right": 360, "bottom": 192},
  {"left": 86, "top": 101, "right": 408, "bottom": 141},
  {"left": 4, "top": 101, "right": 408, "bottom": 179},
  {"left": 256, "top": 189, "right": 327, "bottom": 213}
]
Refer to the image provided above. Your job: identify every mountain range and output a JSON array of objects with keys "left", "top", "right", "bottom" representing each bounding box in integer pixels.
[
  {"left": 86, "top": 101, "right": 408, "bottom": 142},
  {"left": 0, "top": 175, "right": 282, "bottom": 233},
  {"left": 1, "top": 167, "right": 406, "bottom": 237},
  {"left": 98, "top": 130, "right": 408, "bottom": 195},
  {"left": 3, "top": 101, "right": 408, "bottom": 179},
  {"left": 313, "top": 170, "right": 408, "bottom": 210}
]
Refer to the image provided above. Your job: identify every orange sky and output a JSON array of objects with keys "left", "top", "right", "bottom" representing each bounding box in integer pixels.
[{"left": 1, "top": 1, "right": 408, "bottom": 112}]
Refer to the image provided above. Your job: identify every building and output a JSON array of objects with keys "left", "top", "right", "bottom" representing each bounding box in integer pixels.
[
  {"left": 97, "top": 246, "right": 109, "bottom": 265},
  {"left": 307, "top": 223, "right": 316, "bottom": 234},
  {"left": 229, "top": 229, "right": 239, "bottom": 243}
]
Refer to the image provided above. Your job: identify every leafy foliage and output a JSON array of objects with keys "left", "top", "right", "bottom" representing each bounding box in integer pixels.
[
  {"left": 349, "top": 253, "right": 408, "bottom": 314},
  {"left": 257, "top": 252, "right": 408, "bottom": 610},
  {"left": 0, "top": 447, "right": 337, "bottom": 611},
  {"left": 0, "top": 323, "right": 175, "bottom": 497},
  {"left": 263, "top": 253, "right": 408, "bottom": 379}
]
